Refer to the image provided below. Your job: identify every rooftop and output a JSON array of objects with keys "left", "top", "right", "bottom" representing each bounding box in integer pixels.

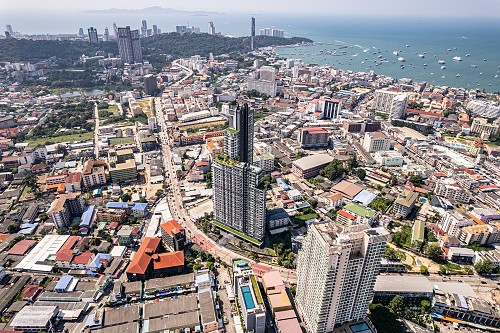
[
  {"left": 374, "top": 275, "right": 433, "bottom": 294},
  {"left": 10, "top": 305, "right": 58, "bottom": 328},
  {"left": 293, "top": 154, "right": 334, "bottom": 171}
]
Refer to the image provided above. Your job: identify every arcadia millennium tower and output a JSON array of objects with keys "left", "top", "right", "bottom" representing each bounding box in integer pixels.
[{"left": 212, "top": 104, "right": 266, "bottom": 243}]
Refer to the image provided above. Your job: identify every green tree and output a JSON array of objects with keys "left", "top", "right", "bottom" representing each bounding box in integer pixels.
[
  {"left": 420, "top": 265, "right": 429, "bottom": 275},
  {"left": 121, "top": 193, "right": 132, "bottom": 202},
  {"left": 7, "top": 223, "right": 21, "bottom": 234},
  {"left": 320, "top": 159, "right": 346, "bottom": 181},
  {"left": 420, "top": 300, "right": 431, "bottom": 313},
  {"left": 408, "top": 174, "right": 424, "bottom": 186},
  {"left": 347, "top": 156, "right": 358, "bottom": 170},
  {"left": 388, "top": 295, "right": 405, "bottom": 316},
  {"left": 425, "top": 243, "right": 444, "bottom": 260},
  {"left": 475, "top": 259, "right": 496, "bottom": 275},
  {"left": 355, "top": 168, "right": 366, "bottom": 180}
]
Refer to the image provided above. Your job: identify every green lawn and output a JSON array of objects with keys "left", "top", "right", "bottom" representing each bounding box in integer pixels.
[
  {"left": 26, "top": 131, "right": 94, "bottom": 146},
  {"left": 107, "top": 105, "right": 119, "bottom": 114},
  {"left": 211, "top": 220, "right": 262, "bottom": 246},
  {"left": 109, "top": 137, "right": 135, "bottom": 146}
]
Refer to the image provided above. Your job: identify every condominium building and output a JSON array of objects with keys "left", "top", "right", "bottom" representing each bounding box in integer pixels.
[
  {"left": 213, "top": 104, "right": 266, "bottom": 242},
  {"left": 362, "top": 132, "right": 391, "bottom": 153},
  {"left": 47, "top": 193, "right": 85, "bottom": 228},
  {"left": 434, "top": 178, "right": 472, "bottom": 203},
  {"left": 342, "top": 119, "right": 381, "bottom": 134},
  {"left": 160, "top": 219, "right": 186, "bottom": 252},
  {"left": 372, "top": 89, "right": 408, "bottom": 119},
  {"left": 466, "top": 100, "right": 500, "bottom": 119},
  {"left": 109, "top": 159, "right": 137, "bottom": 183},
  {"left": 458, "top": 223, "right": 500, "bottom": 245},
  {"left": 247, "top": 66, "right": 277, "bottom": 97},
  {"left": 470, "top": 117, "right": 500, "bottom": 138},
  {"left": 297, "top": 127, "right": 329, "bottom": 148},
  {"left": 437, "top": 211, "right": 474, "bottom": 237},
  {"left": 320, "top": 99, "right": 342, "bottom": 120},
  {"left": 82, "top": 159, "right": 107, "bottom": 188},
  {"left": 393, "top": 190, "right": 418, "bottom": 218},
  {"left": 232, "top": 259, "right": 266, "bottom": 333},
  {"left": 117, "top": 26, "right": 143, "bottom": 64},
  {"left": 296, "top": 222, "right": 388, "bottom": 333}
]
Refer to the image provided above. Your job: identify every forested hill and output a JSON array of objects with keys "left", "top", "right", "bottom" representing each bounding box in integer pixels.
[{"left": 0, "top": 33, "right": 312, "bottom": 68}]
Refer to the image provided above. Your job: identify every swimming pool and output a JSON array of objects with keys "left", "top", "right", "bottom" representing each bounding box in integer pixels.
[
  {"left": 349, "top": 322, "right": 372, "bottom": 333},
  {"left": 241, "top": 285, "right": 256, "bottom": 309}
]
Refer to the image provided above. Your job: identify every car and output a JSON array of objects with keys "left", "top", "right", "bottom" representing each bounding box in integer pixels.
[{"left": 480, "top": 281, "right": 487, "bottom": 284}]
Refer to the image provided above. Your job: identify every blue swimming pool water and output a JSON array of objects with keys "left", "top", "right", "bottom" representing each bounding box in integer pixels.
[
  {"left": 349, "top": 322, "right": 371, "bottom": 333},
  {"left": 241, "top": 286, "right": 256, "bottom": 309}
]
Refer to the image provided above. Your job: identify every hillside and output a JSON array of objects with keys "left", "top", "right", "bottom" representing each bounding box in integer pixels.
[{"left": 0, "top": 33, "right": 312, "bottom": 68}]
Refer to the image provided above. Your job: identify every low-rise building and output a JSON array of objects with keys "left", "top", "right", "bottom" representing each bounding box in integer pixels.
[
  {"left": 109, "top": 159, "right": 137, "bottom": 183},
  {"left": 160, "top": 219, "right": 186, "bottom": 252},
  {"left": 10, "top": 305, "right": 59, "bottom": 332},
  {"left": 297, "top": 127, "right": 329, "bottom": 148},
  {"left": 363, "top": 132, "right": 390, "bottom": 153},
  {"left": 373, "top": 150, "right": 404, "bottom": 166},
  {"left": 291, "top": 154, "right": 334, "bottom": 179},
  {"left": 374, "top": 275, "right": 433, "bottom": 307}
]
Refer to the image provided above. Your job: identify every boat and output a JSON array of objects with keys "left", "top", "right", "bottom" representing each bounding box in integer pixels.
[
  {"left": 423, "top": 63, "right": 427, "bottom": 66},
  {"left": 466, "top": 54, "right": 470, "bottom": 57},
  {"left": 453, "top": 56, "right": 462, "bottom": 61},
  {"left": 398, "top": 57, "right": 405, "bottom": 62},
  {"left": 438, "top": 60, "right": 446, "bottom": 64},
  {"left": 392, "top": 51, "right": 399, "bottom": 56},
  {"left": 418, "top": 54, "right": 425, "bottom": 58},
  {"left": 441, "top": 66, "right": 446, "bottom": 69},
  {"left": 456, "top": 74, "right": 461, "bottom": 77},
  {"left": 483, "top": 58, "right": 487, "bottom": 61},
  {"left": 471, "top": 64, "right": 477, "bottom": 68},
  {"left": 406, "top": 44, "right": 410, "bottom": 47}
]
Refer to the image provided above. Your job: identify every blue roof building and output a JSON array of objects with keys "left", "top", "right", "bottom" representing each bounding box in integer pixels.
[
  {"left": 352, "top": 190, "right": 377, "bottom": 206},
  {"left": 79, "top": 205, "right": 95, "bottom": 235},
  {"left": 106, "top": 202, "right": 129, "bottom": 209},
  {"left": 88, "top": 253, "right": 112, "bottom": 274},
  {"left": 55, "top": 275, "right": 74, "bottom": 293},
  {"left": 276, "top": 178, "right": 291, "bottom": 191},
  {"left": 131, "top": 203, "right": 148, "bottom": 217}
]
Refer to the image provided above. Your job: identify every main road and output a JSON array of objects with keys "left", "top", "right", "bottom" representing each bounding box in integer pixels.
[{"left": 154, "top": 96, "right": 298, "bottom": 283}]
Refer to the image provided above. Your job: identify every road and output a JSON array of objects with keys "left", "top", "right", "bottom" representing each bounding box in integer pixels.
[
  {"left": 171, "top": 59, "right": 194, "bottom": 86},
  {"left": 93, "top": 102, "right": 100, "bottom": 157},
  {"left": 154, "top": 96, "right": 298, "bottom": 283}
]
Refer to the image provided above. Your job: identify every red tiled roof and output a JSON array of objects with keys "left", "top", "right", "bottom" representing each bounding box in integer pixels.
[
  {"left": 65, "top": 172, "right": 82, "bottom": 184},
  {"left": 71, "top": 252, "right": 94, "bottom": 265},
  {"left": 7, "top": 239, "right": 37, "bottom": 255},
  {"left": 126, "top": 237, "right": 161, "bottom": 275},
  {"left": 55, "top": 249, "right": 74, "bottom": 262},
  {"left": 152, "top": 251, "right": 184, "bottom": 270},
  {"left": 58, "top": 236, "right": 80, "bottom": 252},
  {"left": 160, "top": 219, "right": 184, "bottom": 236},
  {"left": 21, "top": 285, "right": 43, "bottom": 300},
  {"left": 338, "top": 210, "right": 356, "bottom": 220}
]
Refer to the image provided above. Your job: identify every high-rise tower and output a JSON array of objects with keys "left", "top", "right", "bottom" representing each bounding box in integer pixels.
[
  {"left": 88, "top": 27, "right": 98, "bottom": 43},
  {"left": 251, "top": 17, "right": 256, "bottom": 50},
  {"left": 296, "top": 222, "right": 388, "bottom": 333},
  {"left": 117, "top": 26, "right": 143, "bottom": 64},
  {"left": 208, "top": 21, "right": 216, "bottom": 35},
  {"left": 212, "top": 104, "right": 266, "bottom": 242},
  {"left": 103, "top": 27, "right": 110, "bottom": 42}
]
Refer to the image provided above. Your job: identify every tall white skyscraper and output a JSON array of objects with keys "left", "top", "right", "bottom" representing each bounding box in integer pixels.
[
  {"left": 296, "top": 222, "right": 388, "bottom": 333},
  {"left": 208, "top": 21, "right": 216, "bottom": 35}
]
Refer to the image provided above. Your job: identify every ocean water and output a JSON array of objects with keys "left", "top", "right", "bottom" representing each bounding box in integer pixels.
[{"left": 2, "top": 11, "right": 499, "bottom": 91}]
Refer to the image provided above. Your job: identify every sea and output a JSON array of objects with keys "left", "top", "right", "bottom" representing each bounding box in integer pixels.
[{"left": 2, "top": 10, "right": 500, "bottom": 92}]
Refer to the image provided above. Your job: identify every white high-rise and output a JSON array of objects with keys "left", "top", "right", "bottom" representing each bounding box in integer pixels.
[
  {"left": 296, "top": 222, "right": 388, "bottom": 333},
  {"left": 372, "top": 89, "right": 408, "bottom": 119}
]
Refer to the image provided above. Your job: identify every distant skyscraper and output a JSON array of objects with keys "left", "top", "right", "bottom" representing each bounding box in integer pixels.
[
  {"left": 88, "top": 27, "right": 98, "bottom": 43},
  {"left": 251, "top": 17, "right": 255, "bottom": 50},
  {"left": 5, "top": 25, "right": 13, "bottom": 37},
  {"left": 103, "top": 27, "right": 110, "bottom": 42},
  {"left": 153, "top": 25, "right": 158, "bottom": 35},
  {"left": 296, "top": 222, "right": 388, "bottom": 333},
  {"left": 176, "top": 25, "right": 187, "bottom": 34},
  {"left": 143, "top": 74, "right": 157, "bottom": 96},
  {"left": 113, "top": 22, "right": 118, "bottom": 37},
  {"left": 212, "top": 104, "right": 266, "bottom": 242},
  {"left": 208, "top": 21, "right": 216, "bottom": 35},
  {"left": 78, "top": 28, "right": 84, "bottom": 38},
  {"left": 141, "top": 19, "right": 148, "bottom": 37},
  {"left": 117, "top": 26, "right": 143, "bottom": 64}
]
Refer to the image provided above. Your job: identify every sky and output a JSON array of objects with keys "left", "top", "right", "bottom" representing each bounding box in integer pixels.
[{"left": 2, "top": 0, "right": 500, "bottom": 18}]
